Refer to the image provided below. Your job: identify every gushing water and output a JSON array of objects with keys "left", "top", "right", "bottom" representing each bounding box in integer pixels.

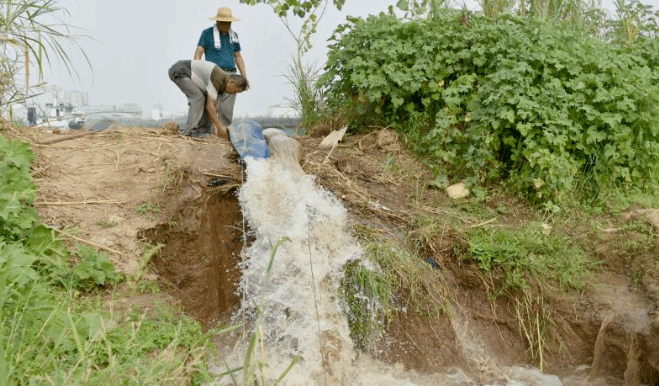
[{"left": 210, "top": 155, "right": 567, "bottom": 386}]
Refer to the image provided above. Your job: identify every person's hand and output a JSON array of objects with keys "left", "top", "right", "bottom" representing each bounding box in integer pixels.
[
  {"left": 245, "top": 79, "right": 251, "bottom": 91},
  {"left": 215, "top": 124, "right": 229, "bottom": 141}
]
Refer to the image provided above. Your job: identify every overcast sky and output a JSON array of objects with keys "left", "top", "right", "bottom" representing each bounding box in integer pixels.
[{"left": 39, "top": 0, "right": 647, "bottom": 117}]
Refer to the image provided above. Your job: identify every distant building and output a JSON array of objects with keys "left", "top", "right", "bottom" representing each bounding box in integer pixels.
[
  {"left": 66, "top": 90, "right": 88, "bottom": 107},
  {"left": 116, "top": 103, "right": 142, "bottom": 116},
  {"left": 80, "top": 105, "right": 115, "bottom": 115},
  {"left": 267, "top": 104, "right": 297, "bottom": 118},
  {"left": 151, "top": 105, "right": 184, "bottom": 120}
]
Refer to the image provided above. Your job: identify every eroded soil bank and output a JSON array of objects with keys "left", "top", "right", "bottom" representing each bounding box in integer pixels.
[
  {"left": 18, "top": 125, "right": 659, "bottom": 384},
  {"left": 140, "top": 189, "right": 244, "bottom": 327}
]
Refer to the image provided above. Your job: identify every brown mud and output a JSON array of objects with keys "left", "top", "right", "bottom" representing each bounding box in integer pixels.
[{"left": 7, "top": 123, "right": 659, "bottom": 384}]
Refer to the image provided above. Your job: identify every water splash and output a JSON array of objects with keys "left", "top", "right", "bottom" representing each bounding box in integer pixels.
[{"left": 210, "top": 156, "right": 570, "bottom": 386}]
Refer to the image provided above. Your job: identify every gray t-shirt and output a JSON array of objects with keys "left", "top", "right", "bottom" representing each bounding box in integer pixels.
[{"left": 190, "top": 60, "right": 229, "bottom": 100}]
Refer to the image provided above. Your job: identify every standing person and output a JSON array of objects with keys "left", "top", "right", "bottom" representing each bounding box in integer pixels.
[
  {"left": 194, "top": 7, "right": 249, "bottom": 128},
  {"left": 168, "top": 59, "right": 248, "bottom": 140}
]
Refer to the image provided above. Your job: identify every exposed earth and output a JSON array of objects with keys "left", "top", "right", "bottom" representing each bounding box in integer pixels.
[{"left": 8, "top": 122, "right": 659, "bottom": 385}]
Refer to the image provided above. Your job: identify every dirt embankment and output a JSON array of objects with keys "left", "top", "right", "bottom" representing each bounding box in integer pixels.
[{"left": 11, "top": 124, "right": 659, "bottom": 384}]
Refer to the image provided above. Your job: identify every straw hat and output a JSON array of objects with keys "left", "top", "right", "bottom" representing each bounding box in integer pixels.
[{"left": 209, "top": 7, "right": 240, "bottom": 22}]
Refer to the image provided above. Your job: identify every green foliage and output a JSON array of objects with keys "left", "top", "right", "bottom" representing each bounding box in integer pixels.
[
  {"left": 321, "top": 12, "right": 659, "bottom": 202},
  {"left": 2, "top": 281, "right": 211, "bottom": 385},
  {"left": 0, "top": 136, "right": 38, "bottom": 242},
  {"left": 65, "top": 244, "right": 124, "bottom": 292},
  {"left": 239, "top": 0, "right": 344, "bottom": 18},
  {"left": 396, "top": 0, "right": 451, "bottom": 20},
  {"left": 464, "top": 223, "right": 593, "bottom": 295},
  {"left": 96, "top": 219, "right": 118, "bottom": 228},
  {"left": 283, "top": 59, "right": 331, "bottom": 129},
  {"left": 137, "top": 202, "right": 160, "bottom": 215},
  {"left": 340, "top": 225, "right": 450, "bottom": 352},
  {"left": 0, "top": 132, "right": 211, "bottom": 384}
]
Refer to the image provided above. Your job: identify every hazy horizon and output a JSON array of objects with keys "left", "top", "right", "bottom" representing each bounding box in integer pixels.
[{"left": 37, "top": 0, "right": 640, "bottom": 117}]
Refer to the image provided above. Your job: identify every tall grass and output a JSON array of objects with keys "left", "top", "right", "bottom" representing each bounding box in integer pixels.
[
  {"left": 0, "top": 0, "right": 88, "bottom": 118},
  {"left": 476, "top": 0, "right": 659, "bottom": 42},
  {"left": 340, "top": 224, "right": 452, "bottom": 353},
  {"left": 282, "top": 58, "right": 331, "bottom": 130}
]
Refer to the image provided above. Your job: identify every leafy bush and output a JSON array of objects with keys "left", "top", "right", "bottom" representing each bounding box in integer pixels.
[
  {"left": 65, "top": 244, "right": 124, "bottom": 292},
  {"left": 320, "top": 12, "right": 659, "bottom": 202}
]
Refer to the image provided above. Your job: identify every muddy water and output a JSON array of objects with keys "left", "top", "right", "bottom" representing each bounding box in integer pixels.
[{"left": 208, "top": 155, "right": 576, "bottom": 386}]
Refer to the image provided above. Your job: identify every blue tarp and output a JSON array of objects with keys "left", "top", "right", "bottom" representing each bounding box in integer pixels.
[{"left": 228, "top": 119, "right": 270, "bottom": 160}]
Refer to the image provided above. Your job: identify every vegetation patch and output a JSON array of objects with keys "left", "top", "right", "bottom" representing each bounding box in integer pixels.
[
  {"left": 320, "top": 11, "right": 659, "bottom": 203},
  {"left": 0, "top": 132, "right": 214, "bottom": 385},
  {"left": 340, "top": 224, "right": 451, "bottom": 353},
  {"left": 464, "top": 224, "right": 594, "bottom": 295}
]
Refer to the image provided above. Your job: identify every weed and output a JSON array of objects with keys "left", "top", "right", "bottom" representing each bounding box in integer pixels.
[
  {"left": 135, "top": 280, "right": 160, "bottom": 294},
  {"left": 462, "top": 222, "right": 594, "bottom": 367},
  {"left": 65, "top": 244, "right": 124, "bottom": 292},
  {"left": 602, "top": 183, "right": 659, "bottom": 216},
  {"left": 161, "top": 162, "right": 188, "bottom": 193},
  {"left": 283, "top": 58, "right": 332, "bottom": 130},
  {"left": 628, "top": 267, "right": 645, "bottom": 288},
  {"left": 129, "top": 243, "right": 164, "bottom": 290},
  {"left": 0, "top": 242, "right": 212, "bottom": 385},
  {"left": 466, "top": 223, "right": 593, "bottom": 294},
  {"left": 340, "top": 224, "right": 451, "bottom": 352},
  {"left": 594, "top": 219, "right": 656, "bottom": 267},
  {"left": 512, "top": 293, "right": 556, "bottom": 371},
  {"left": 137, "top": 202, "right": 161, "bottom": 218},
  {"left": 380, "top": 154, "right": 402, "bottom": 181},
  {"left": 96, "top": 219, "right": 118, "bottom": 228}
]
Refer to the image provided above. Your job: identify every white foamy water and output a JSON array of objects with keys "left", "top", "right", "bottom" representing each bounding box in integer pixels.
[{"left": 209, "top": 157, "right": 571, "bottom": 386}]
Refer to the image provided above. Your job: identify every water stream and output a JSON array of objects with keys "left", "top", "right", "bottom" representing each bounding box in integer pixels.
[{"left": 208, "top": 156, "right": 577, "bottom": 385}]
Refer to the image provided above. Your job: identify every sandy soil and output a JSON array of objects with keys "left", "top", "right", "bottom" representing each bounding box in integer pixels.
[{"left": 7, "top": 123, "right": 659, "bottom": 384}]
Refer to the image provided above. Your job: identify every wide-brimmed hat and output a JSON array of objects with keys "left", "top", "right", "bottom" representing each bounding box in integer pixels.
[{"left": 209, "top": 7, "right": 240, "bottom": 22}]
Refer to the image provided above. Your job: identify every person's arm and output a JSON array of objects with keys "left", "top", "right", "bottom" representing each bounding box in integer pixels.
[
  {"left": 234, "top": 51, "right": 249, "bottom": 90},
  {"left": 205, "top": 97, "right": 228, "bottom": 141},
  {"left": 194, "top": 46, "right": 205, "bottom": 60}
]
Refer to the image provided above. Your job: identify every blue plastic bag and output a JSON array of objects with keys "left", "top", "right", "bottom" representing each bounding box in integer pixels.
[{"left": 228, "top": 119, "right": 270, "bottom": 160}]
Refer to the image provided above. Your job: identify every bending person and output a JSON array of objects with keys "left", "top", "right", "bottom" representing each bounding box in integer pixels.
[{"left": 168, "top": 59, "right": 247, "bottom": 140}]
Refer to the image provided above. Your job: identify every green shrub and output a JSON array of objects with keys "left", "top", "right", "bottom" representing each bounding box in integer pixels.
[{"left": 320, "top": 12, "right": 659, "bottom": 202}]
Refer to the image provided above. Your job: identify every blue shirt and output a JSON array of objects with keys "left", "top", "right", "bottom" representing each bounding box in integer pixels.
[{"left": 197, "top": 27, "right": 241, "bottom": 70}]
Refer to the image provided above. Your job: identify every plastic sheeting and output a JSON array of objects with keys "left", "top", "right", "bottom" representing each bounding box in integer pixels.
[{"left": 228, "top": 119, "right": 270, "bottom": 160}]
